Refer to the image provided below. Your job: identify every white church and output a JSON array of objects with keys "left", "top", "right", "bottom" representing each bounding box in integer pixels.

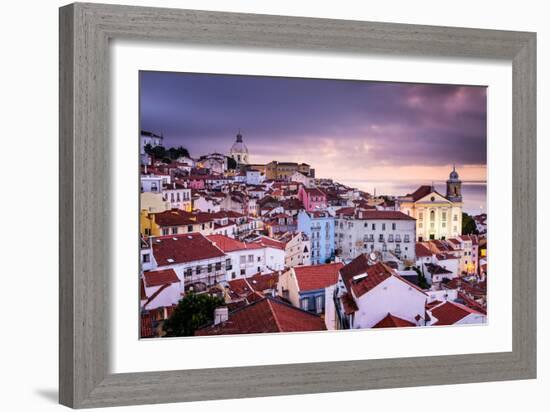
[{"left": 397, "top": 166, "right": 463, "bottom": 241}]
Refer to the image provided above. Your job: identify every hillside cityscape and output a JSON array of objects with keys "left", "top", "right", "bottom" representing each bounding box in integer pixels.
[{"left": 139, "top": 130, "right": 488, "bottom": 338}]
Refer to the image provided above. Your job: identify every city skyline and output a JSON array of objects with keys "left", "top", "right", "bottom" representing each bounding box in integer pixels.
[{"left": 140, "top": 71, "right": 487, "bottom": 185}]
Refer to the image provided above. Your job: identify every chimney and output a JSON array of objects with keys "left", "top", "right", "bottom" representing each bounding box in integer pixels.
[{"left": 214, "top": 307, "right": 228, "bottom": 325}]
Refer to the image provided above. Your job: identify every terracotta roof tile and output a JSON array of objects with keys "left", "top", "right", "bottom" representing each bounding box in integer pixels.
[
  {"left": 143, "top": 269, "right": 180, "bottom": 287},
  {"left": 195, "top": 297, "right": 326, "bottom": 335},
  {"left": 293, "top": 263, "right": 344, "bottom": 291},
  {"left": 430, "top": 301, "right": 483, "bottom": 325},
  {"left": 152, "top": 233, "right": 225, "bottom": 265},
  {"left": 373, "top": 313, "right": 416, "bottom": 328}
]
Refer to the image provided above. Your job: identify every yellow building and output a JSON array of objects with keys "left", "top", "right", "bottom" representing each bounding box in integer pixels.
[
  {"left": 140, "top": 192, "right": 170, "bottom": 213},
  {"left": 140, "top": 209, "right": 214, "bottom": 237},
  {"left": 265, "top": 161, "right": 312, "bottom": 181},
  {"left": 398, "top": 167, "right": 463, "bottom": 241}
]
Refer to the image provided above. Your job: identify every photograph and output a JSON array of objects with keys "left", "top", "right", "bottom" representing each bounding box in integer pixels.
[{"left": 138, "top": 71, "right": 488, "bottom": 338}]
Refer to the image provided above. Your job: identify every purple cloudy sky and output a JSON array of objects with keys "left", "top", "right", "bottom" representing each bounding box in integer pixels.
[{"left": 140, "top": 71, "right": 487, "bottom": 184}]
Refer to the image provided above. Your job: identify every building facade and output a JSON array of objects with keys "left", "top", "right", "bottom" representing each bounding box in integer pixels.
[
  {"left": 398, "top": 167, "right": 463, "bottom": 241},
  {"left": 335, "top": 209, "right": 416, "bottom": 262},
  {"left": 297, "top": 210, "right": 335, "bottom": 265}
]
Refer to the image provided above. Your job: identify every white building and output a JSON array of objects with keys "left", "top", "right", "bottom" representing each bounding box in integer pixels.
[
  {"left": 140, "top": 130, "right": 163, "bottom": 154},
  {"left": 290, "top": 171, "right": 315, "bottom": 188},
  {"left": 397, "top": 167, "right": 463, "bottom": 241},
  {"left": 282, "top": 232, "right": 311, "bottom": 267},
  {"left": 427, "top": 301, "right": 486, "bottom": 326},
  {"left": 141, "top": 268, "right": 182, "bottom": 310},
  {"left": 246, "top": 170, "right": 262, "bottom": 185},
  {"left": 162, "top": 182, "right": 191, "bottom": 211},
  {"left": 149, "top": 233, "right": 227, "bottom": 291},
  {"left": 335, "top": 209, "right": 416, "bottom": 262},
  {"left": 207, "top": 234, "right": 284, "bottom": 280},
  {"left": 334, "top": 259, "right": 428, "bottom": 329},
  {"left": 141, "top": 174, "right": 170, "bottom": 193},
  {"left": 193, "top": 194, "right": 222, "bottom": 214}
]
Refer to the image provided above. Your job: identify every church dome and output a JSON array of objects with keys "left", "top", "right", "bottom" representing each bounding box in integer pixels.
[{"left": 229, "top": 132, "right": 249, "bottom": 164}]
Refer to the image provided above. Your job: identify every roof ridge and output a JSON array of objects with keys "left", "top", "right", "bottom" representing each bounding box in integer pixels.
[{"left": 266, "top": 298, "right": 284, "bottom": 332}]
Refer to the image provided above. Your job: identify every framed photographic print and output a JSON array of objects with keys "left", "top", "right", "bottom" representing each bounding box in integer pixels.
[{"left": 59, "top": 2, "right": 536, "bottom": 408}]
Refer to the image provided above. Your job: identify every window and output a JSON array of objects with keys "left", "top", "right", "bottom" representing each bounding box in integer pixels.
[
  {"left": 453, "top": 214, "right": 458, "bottom": 221},
  {"left": 171, "top": 193, "right": 174, "bottom": 202},
  {"left": 301, "top": 298, "right": 309, "bottom": 311},
  {"left": 162, "top": 228, "right": 169, "bottom": 236},
  {"left": 240, "top": 269, "right": 246, "bottom": 276},
  {"left": 185, "top": 268, "right": 192, "bottom": 277},
  {"left": 382, "top": 243, "right": 387, "bottom": 252},
  {"left": 404, "top": 234, "right": 410, "bottom": 243},
  {"left": 257, "top": 266, "right": 261, "bottom": 273},
  {"left": 392, "top": 223, "right": 396, "bottom": 230},
  {"left": 207, "top": 264, "right": 212, "bottom": 273},
  {"left": 231, "top": 272, "right": 236, "bottom": 279},
  {"left": 225, "top": 258, "right": 232, "bottom": 269},
  {"left": 142, "top": 253, "right": 150, "bottom": 263},
  {"left": 187, "top": 225, "right": 193, "bottom": 232},
  {"left": 419, "top": 212, "right": 423, "bottom": 220},
  {"left": 240, "top": 256, "right": 246, "bottom": 264},
  {"left": 215, "top": 262, "right": 222, "bottom": 271},
  {"left": 372, "top": 223, "right": 376, "bottom": 230},
  {"left": 430, "top": 210, "right": 435, "bottom": 221},
  {"left": 248, "top": 255, "right": 254, "bottom": 262},
  {"left": 382, "top": 223, "right": 386, "bottom": 231},
  {"left": 196, "top": 265, "right": 202, "bottom": 274},
  {"left": 442, "top": 212, "right": 447, "bottom": 220},
  {"left": 388, "top": 234, "right": 394, "bottom": 242},
  {"left": 144, "top": 228, "right": 151, "bottom": 236},
  {"left": 316, "top": 296, "right": 324, "bottom": 314},
  {"left": 171, "top": 227, "right": 178, "bottom": 235}
]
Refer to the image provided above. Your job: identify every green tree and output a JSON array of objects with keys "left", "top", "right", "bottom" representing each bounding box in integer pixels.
[
  {"left": 163, "top": 292, "right": 225, "bottom": 337},
  {"left": 413, "top": 266, "right": 429, "bottom": 290},
  {"left": 167, "top": 146, "right": 190, "bottom": 160},
  {"left": 461, "top": 213, "right": 479, "bottom": 235},
  {"left": 227, "top": 156, "right": 237, "bottom": 170}
]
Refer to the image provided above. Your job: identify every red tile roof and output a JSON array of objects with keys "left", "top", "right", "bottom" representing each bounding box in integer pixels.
[
  {"left": 207, "top": 234, "right": 249, "bottom": 252},
  {"left": 415, "top": 243, "right": 433, "bottom": 258},
  {"left": 409, "top": 185, "right": 433, "bottom": 201},
  {"left": 341, "top": 259, "right": 427, "bottom": 298},
  {"left": 152, "top": 233, "right": 225, "bottom": 265},
  {"left": 195, "top": 297, "right": 326, "bottom": 335},
  {"left": 140, "top": 312, "right": 155, "bottom": 338},
  {"left": 430, "top": 301, "right": 483, "bottom": 326},
  {"left": 247, "top": 272, "right": 279, "bottom": 292},
  {"left": 340, "top": 292, "right": 358, "bottom": 315},
  {"left": 143, "top": 269, "right": 180, "bottom": 287},
  {"left": 303, "top": 187, "right": 326, "bottom": 197},
  {"left": 356, "top": 210, "right": 415, "bottom": 221},
  {"left": 373, "top": 313, "right": 416, "bottom": 328},
  {"left": 152, "top": 209, "right": 195, "bottom": 226},
  {"left": 256, "top": 236, "right": 285, "bottom": 250},
  {"left": 347, "top": 262, "right": 394, "bottom": 298},
  {"left": 293, "top": 262, "right": 344, "bottom": 291}
]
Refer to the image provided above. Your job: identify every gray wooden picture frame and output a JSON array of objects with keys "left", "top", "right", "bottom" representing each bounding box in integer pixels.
[{"left": 59, "top": 2, "right": 536, "bottom": 409}]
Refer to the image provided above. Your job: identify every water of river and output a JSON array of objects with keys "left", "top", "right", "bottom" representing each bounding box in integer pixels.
[{"left": 340, "top": 180, "right": 486, "bottom": 216}]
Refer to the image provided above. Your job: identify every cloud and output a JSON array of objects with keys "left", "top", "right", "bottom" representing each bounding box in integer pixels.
[{"left": 140, "top": 71, "right": 487, "bottom": 181}]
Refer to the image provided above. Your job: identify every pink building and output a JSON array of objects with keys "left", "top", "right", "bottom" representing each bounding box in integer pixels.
[
  {"left": 298, "top": 186, "right": 327, "bottom": 212},
  {"left": 185, "top": 176, "right": 205, "bottom": 190}
]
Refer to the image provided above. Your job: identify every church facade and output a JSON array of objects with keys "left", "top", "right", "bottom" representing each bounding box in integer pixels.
[{"left": 398, "top": 166, "right": 463, "bottom": 241}]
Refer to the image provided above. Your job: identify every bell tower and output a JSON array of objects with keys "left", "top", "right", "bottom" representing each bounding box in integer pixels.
[{"left": 446, "top": 164, "right": 462, "bottom": 202}]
